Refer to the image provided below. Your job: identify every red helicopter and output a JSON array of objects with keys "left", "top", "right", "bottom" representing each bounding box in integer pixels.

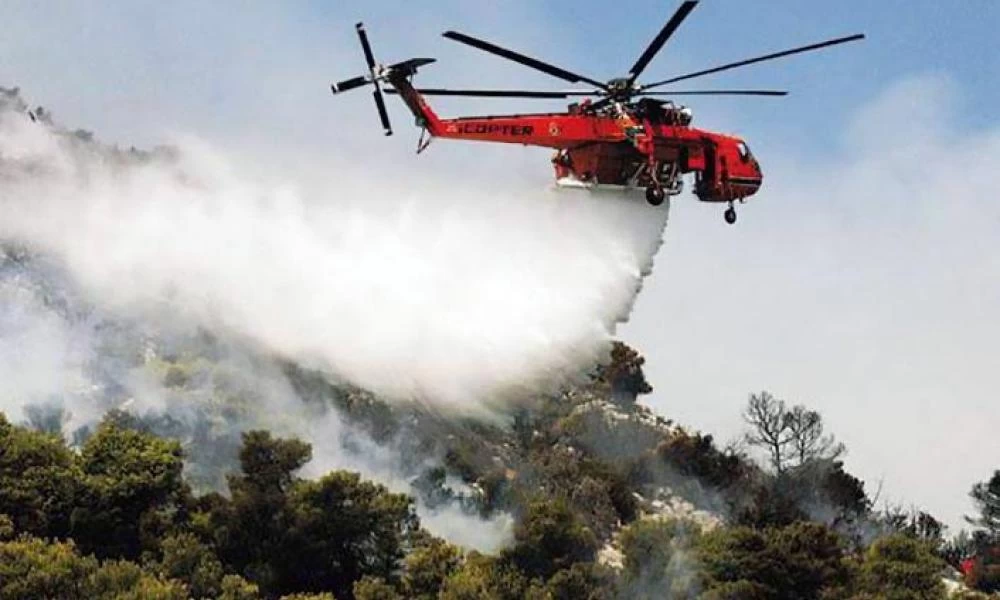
[{"left": 330, "top": 1, "right": 863, "bottom": 224}]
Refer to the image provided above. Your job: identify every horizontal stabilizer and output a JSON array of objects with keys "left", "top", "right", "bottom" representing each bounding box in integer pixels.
[{"left": 388, "top": 58, "right": 436, "bottom": 76}]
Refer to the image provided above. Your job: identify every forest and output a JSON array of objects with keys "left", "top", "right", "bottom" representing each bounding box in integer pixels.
[
  {"left": 0, "top": 85, "right": 998, "bottom": 599},
  {"left": 0, "top": 342, "right": 998, "bottom": 599}
]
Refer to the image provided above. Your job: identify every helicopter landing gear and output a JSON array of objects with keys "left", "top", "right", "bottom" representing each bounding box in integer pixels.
[
  {"left": 724, "top": 202, "right": 737, "bottom": 225},
  {"left": 645, "top": 185, "right": 666, "bottom": 206}
]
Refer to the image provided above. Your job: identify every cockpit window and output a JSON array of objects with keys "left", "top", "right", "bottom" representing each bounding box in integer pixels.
[{"left": 736, "top": 141, "right": 751, "bottom": 162}]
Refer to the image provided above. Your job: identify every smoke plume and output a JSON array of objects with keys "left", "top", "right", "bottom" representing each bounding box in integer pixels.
[
  {"left": 0, "top": 101, "right": 667, "bottom": 411},
  {"left": 0, "top": 91, "right": 668, "bottom": 550}
]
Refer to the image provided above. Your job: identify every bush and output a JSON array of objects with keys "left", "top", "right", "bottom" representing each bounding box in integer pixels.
[
  {"left": 503, "top": 498, "right": 598, "bottom": 580},
  {"left": 856, "top": 534, "right": 945, "bottom": 598}
]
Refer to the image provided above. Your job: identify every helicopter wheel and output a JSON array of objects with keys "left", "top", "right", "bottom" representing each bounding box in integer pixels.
[
  {"left": 645, "top": 186, "right": 666, "bottom": 206},
  {"left": 724, "top": 205, "right": 737, "bottom": 225}
]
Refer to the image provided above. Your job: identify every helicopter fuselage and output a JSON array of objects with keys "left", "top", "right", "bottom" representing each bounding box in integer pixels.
[{"left": 390, "top": 73, "right": 762, "bottom": 204}]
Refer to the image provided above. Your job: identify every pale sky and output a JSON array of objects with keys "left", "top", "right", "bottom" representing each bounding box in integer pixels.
[{"left": 1, "top": 1, "right": 997, "bottom": 533}]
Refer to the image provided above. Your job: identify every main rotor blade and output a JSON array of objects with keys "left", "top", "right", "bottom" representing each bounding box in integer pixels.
[
  {"left": 628, "top": 1, "right": 698, "bottom": 84},
  {"left": 373, "top": 88, "right": 392, "bottom": 136},
  {"left": 356, "top": 23, "right": 377, "bottom": 71},
  {"left": 386, "top": 87, "right": 784, "bottom": 99},
  {"left": 443, "top": 30, "right": 608, "bottom": 89},
  {"left": 331, "top": 75, "right": 369, "bottom": 94},
  {"left": 641, "top": 89, "right": 788, "bottom": 96},
  {"left": 642, "top": 33, "right": 865, "bottom": 89},
  {"left": 386, "top": 88, "right": 604, "bottom": 99}
]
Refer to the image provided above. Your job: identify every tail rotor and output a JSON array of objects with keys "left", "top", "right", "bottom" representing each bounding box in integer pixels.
[{"left": 331, "top": 22, "right": 393, "bottom": 136}]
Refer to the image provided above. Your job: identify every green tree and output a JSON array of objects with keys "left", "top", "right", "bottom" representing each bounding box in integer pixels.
[
  {"left": 157, "top": 532, "right": 226, "bottom": 598},
  {"left": 855, "top": 534, "right": 945, "bottom": 599},
  {"left": 766, "top": 522, "right": 850, "bottom": 597},
  {"left": 212, "top": 431, "right": 311, "bottom": 591},
  {"left": 0, "top": 413, "right": 80, "bottom": 539},
  {"left": 728, "top": 477, "right": 807, "bottom": 529},
  {"left": 503, "top": 497, "right": 598, "bottom": 580},
  {"left": 0, "top": 536, "right": 97, "bottom": 599},
  {"left": 0, "top": 514, "right": 14, "bottom": 540},
  {"left": 968, "top": 471, "right": 1000, "bottom": 539},
  {"left": 353, "top": 576, "right": 402, "bottom": 600},
  {"left": 402, "top": 537, "right": 463, "bottom": 599},
  {"left": 812, "top": 460, "right": 871, "bottom": 529},
  {"left": 0, "top": 536, "right": 188, "bottom": 600},
  {"left": 698, "top": 521, "right": 849, "bottom": 600},
  {"left": 619, "top": 518, "right": 700, "bottom": 598},
  {"left": 654, "top": 429, "right": 748, "bottom": 489},
  {"left": 283, "top": 471, "right": 418, "bottom": 598},
  {"left": 880, "top": 506, "right": 945, "bottom": 548},
  {"left": 236, "top": 430, "right": 312, "bottom": 495},
  {"left": 698, "top": 580, "right": 772, "bottom": 599},
  {"left": 211, "top": 432, "right": 421, "bottom": 598},
  {"left": 597, "top": 342, "right": 653, "bottom": 403},
  {"left": 522, "top": 444, "right": 638, "bottom": 540},
  {"left": 544, "top": 562, "right": 617, "bottom": 600},
  {"left": 87, "top": 559, "right": 188, "bottom": 599},
  {"left": 220, "top": 574, "right": 262, "bottom": 600},
  {"left": 72, "top": 417, "right": 186, "bottom": 559},
  {"left": 439, "top": 553, "right": 530, "bottom": 600}
]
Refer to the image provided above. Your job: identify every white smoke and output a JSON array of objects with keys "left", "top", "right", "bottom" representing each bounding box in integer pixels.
[
  {"left": 0, "top": 242, "right": 516, "bottom": 551},
  {"left": 0, "top": 266, "right": 93, "bottom": 422},
  {"left": 0, "top": 106, "right": 667, "bottom": 411},
  {"left": 301, "top": 409, "right": 516, "bottom": 552},
  {"left": 0, "top": 96, "right": 669, "bottom": 551}
]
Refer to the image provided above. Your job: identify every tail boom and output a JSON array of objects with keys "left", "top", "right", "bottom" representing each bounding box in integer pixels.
[{"left": 383, "top": 68, "right": 445, "bottom": 136}]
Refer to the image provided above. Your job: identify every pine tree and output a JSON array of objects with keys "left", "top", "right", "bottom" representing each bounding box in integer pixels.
[{"left": 968, "top": 471, "right": 1000, "bottom": 539}]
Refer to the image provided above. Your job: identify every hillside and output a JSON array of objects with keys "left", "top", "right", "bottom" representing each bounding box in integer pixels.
[{"left": 0, "top": 86, "right": 998, "bottom": 598}]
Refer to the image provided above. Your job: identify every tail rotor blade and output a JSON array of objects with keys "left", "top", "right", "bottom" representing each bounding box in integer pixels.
[
  {"left": 373, "top": 88, "right": 392, "bottom": 136},
  {"left": 332, "top": 23, "right": 401, "bottom": 137},
  {"left": 331, "top": 75, "right": 369, "bottom": 94},
  {"left": 356, "top": 22, "right": 377, "bottom": 71}
]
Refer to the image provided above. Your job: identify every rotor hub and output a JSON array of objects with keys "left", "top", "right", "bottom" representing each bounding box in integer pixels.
[{"left": 606, "top": 78, "right": 640, "bottom": 100}]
